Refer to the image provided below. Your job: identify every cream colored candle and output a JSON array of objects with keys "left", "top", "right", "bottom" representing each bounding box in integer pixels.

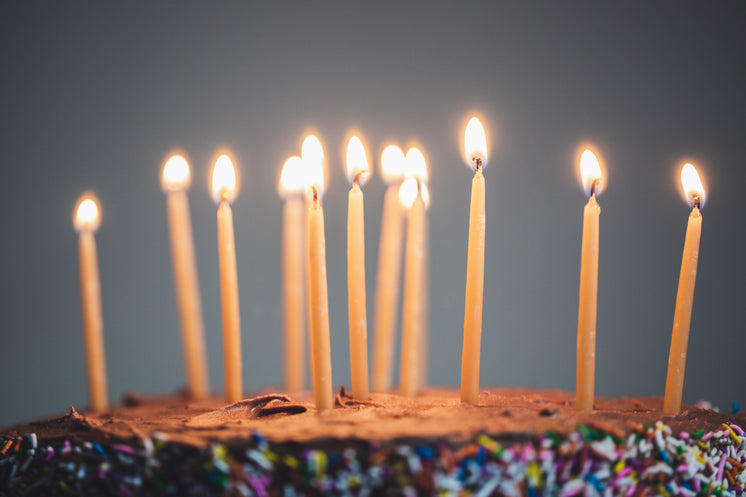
[
  {"left": 279, "top": 156, "right": 307, "bottom": 393},
  {"left": 372, "top": 145, "right": 406, "bottom": 393},
  {"left": 161, "top": 155, "right": 209, "bottom": 401},
  {"left": 399, "top": 180, "right": 425, "bottom": 398},
  {"left": 74, "top": 194, "right": 108, "bottom": 413},
  {"left": 398, "top": 147, "right": 429, "bottom": 398},
  {"left": 308, "top": 192, "right": 333, "bottom": 410},
  {"left": 303, "top": 140, "right": 333, "bottom": 410},
  {"left": 212, "top": 154, "right": 243, "bottom": 404},
  {"left": 302, "top": 135, "right": 325, "bottom": 391},
  {"left": 664, "top": 163, "right": 706, "bottom": 415},
  {"left": 460, "top": 117, "right": 488, "bottom": 405},
  {"left": 418, "top": 183, "right": 431, "bottom": 390},
  {"left": 576, "top": 149, "right": 603, "bottom": 413},
  {"left": 346, "top": 136, "right": 371, "bottom": 401}
]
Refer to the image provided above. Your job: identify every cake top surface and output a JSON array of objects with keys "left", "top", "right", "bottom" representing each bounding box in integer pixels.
[{"left": 4, "top": 388, "right": 743, "bottom": 448}]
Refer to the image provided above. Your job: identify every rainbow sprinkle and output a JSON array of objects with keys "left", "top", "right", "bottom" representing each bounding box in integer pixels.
[{"left": 1, "top": 421, "right": 745, "bottom": 495}]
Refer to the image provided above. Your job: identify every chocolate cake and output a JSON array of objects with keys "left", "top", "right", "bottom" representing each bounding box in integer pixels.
[{"left": 2, "top": 388, "right": 745, "bottom": 496}]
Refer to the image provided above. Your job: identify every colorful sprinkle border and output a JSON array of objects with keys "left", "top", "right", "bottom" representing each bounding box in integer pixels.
[{"left": 1, "top": 421, "right": 745, "bottom": 496}]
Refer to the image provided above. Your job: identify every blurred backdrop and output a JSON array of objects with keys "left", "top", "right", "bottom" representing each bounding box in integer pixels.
[{"left": 1, "top": 1, "right": 744, "bottom": 426}]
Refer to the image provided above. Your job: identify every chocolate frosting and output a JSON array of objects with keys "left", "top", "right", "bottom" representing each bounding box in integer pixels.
[{"left": 4, "top": 388, "right": 744, "bottom": 449}]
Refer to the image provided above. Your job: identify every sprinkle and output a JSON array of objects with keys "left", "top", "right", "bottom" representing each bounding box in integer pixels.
[{"left": 112, "top": 444, "right": 135, "bottom": 455}]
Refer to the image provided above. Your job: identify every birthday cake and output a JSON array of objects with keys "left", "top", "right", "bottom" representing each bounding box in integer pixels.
[{"left": 2, "top": 388, "right": 745, "bottom": 496}]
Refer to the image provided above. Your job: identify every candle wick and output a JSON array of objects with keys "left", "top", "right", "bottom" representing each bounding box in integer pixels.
[
  {"left": 589, "top": 179, "right": 600, "bottom": 198},
  {"left": 692, "top": 195, "right": 701, "bottom": 210},
  {"left": 353, "top": 171, "right": 365, "bottom": 189},
  {"left": 474, "top": 158, "right": 483, "bottom": 173},
  {"left": 311, "top": 186, "right": 319, "bottom": 203}
]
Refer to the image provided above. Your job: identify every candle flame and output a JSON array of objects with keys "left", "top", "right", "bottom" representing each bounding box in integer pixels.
[
  {"left": 161, "top": 154, "right": 191, "bottom": 192},
  {"left": 464, "top": 117, "right": 488, "bottom": 170},
  {"left": 381, "top": 144, "right": 406, "bottom": 184},
  {"left": 303, "top": 156, "right": 325, "bottom": 202},
  {"left": 301, "top": 134, "right": 326, "bottom": 200},
  {"left": 421, "top": 182, "right": 431, "bottom": 210},
  {"left": 579, "top": 149, "right": 604, "bottom": 197},
  {"left": 398, "top": 177, "right": 419, "bottom": 209},
  {"left": 346, "top": 135, "right": 370, "bottom": 187},
  {"left": 74, "top": 194, "right": 101, "bottom": 232},
  {"left": 301, "top": 135, "right": 324, "bottom": 168},
  {"left": 278, "top": 156, "right": 305, "bottom": 198},
  {"left": 211, "top": 154, "right": 238, "bottom": 204},
  {"left": 404, "top": 147, "right": 428, "bottom": 182},
  {"left": 681, "top": 163, "right": 706, "bottom": 209}
]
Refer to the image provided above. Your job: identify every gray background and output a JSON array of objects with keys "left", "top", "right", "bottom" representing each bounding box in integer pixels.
[{"left": 1, "top": 1, "right": 744, "bottom": 427}]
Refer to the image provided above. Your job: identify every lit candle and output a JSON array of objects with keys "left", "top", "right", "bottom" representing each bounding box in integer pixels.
[
  {"left": 576, "top": 149, "right": 604, "bottom": 413},
  {"left": 460, "top": 117, "right": 488, "bottom": 405},
  {"left": 372, "top": 145, "right": 406, "bottom": 392},
  {"left": 73, "top": 194, "right": 108, "bottom": 413},
  {"left": 664, "top": 163, "right": 706, "bottom": 414},
  {"left": 278, "top": 156, "right": 306, "bottom": 394},
  {"left": 399, "top": 148, "right": 428, "bottom": 398},
  {"left": 211, "top": 154, "right": 243, "bottom": 404},
  {"left": 161, "top": 155, "right": 209, "bottom": 400},
  {"left": 345, "top": 136, "right": 371, "bottom": 401},
  {"left": 301, "top": 134, "right": 325, "bottom": 396},
  {"left": 418, "top": 182, "right": 431, "bottom": 390},
  {"left": 305, "top": 145, "right": 334, "bottom": 410}
]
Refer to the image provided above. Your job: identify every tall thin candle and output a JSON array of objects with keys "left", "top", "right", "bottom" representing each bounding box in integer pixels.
[
  {"left": 399, "top": 148, "right": 429, "bottom": 398},
  {"left": 372, "top": 145, "right": 406, "bottom": 393},
  {"left": 345, "top": 136, "right": 371, "bottom": 401},
  {"left": 305, "top": 146, "right": 333, "bottom": 410},
  {"left": 74, "top": 194, "right": 108, "bottom": 413},
  {"left": 211, "top": 154, "right": 243, "bottom": 404},
  {"left": 576, "top": 149, "right": 604, "bottom": 413},
  {"left": 399, "top": 179, "right": 425, "bottom": 397},
  {"left": 279, "top": 156, "right": 306, "bottom": 393},
  {"left": 161, "top": 155, "right": 209, "bottom": 400},
  {"left": 664, "top": 163, "right": 706, "bottom": 414},
  {"left": 460, "top": 117, "right": 488, "bottom": 405}
]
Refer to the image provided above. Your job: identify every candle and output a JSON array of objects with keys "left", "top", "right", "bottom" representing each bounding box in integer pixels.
[
  {"left": 161, "top": 155, "right": 209, "bottom": 401},
  {"left": 664, "top": 163, "right": 706, "bottom": 414},
  {"left": 73, "top": 194, "right": 108, "bottom": 413},
  {"left": 460, "top": 117, "right": 488, "bottom": 405},
  {"left": 301, "top": 135, "right": 325, "bottom": 395},
  {"left": 304, "top": 145, "right": 334, "bottom": 410},
  {"left": 278, "top": 156, "right": 307, "bottom": 394},
  {"left": 418, "top": 182, "right": 431, "bottom": 390},
  {"left": 575, "top": 149, "right": 604, "bottom": 413},
  {"left": 211, "top": 154, "right": 243, "bottom": 404},
  {"left": 399, "top": 148, "right": 429, "bottom": 398},
  {"left": 345, "top": 136, "right": 371, "bottom": 401},
  {"left": 372, "top": 145, "right": 406, "bottom": 392}
]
